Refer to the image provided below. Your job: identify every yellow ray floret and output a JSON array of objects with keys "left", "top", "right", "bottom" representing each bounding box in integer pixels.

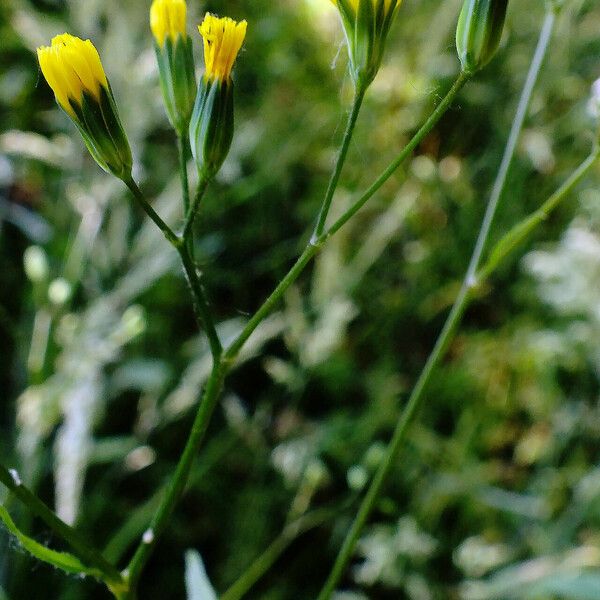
[
  {"left": 37, "top": 34, "right": 108, "bottom": 118},
  {"left": 199, "top": 13, "right": 247, "bottom": 81},
  {"left": 150, "top": 0, "right": 187, "bottom": 47}
]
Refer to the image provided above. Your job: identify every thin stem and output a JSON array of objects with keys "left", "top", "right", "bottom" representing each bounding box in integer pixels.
[
  {"left": 177, "top": 135, "right": 191, "bottom": 215},
  {"left": 123, "top": 178, "right": 221, "bottom": 359},
  {"left": 478, "top": 146, "right": 600, "bottom": 281},
  {"left": 225, "top": 72, "right": 469, "bottom": 361},
  {"left": 312, "top": 85, "right": 367, "bottom": 239},
  {"left": 177, "top": 244, "right": 223, "bottom": 359},
  {"left": 182, "top": 175, "right": 210, "bottom": 242},
  {"left": 0, "top": 463, "right": 123, "bottom": 587},
  {"left": 123, "top": 70, "right": 472, "bottom": 593},
  {"left": 224, "top": 243, "right": 319, "bottom": 361},
  {"left": 316, "top": 12, "right": 557, "bottom": 599},
  {"left": 125, "top": 363, "right": 226, "bottom": 589},
  {"left": 123, "top": 177, "right": 180, "bottom": 248},
  {"left": 325, "top": 71, "right": 470, "bottom": 239},
  {"left": 220, "top": 509, "right": 333, "bottom": 600}
]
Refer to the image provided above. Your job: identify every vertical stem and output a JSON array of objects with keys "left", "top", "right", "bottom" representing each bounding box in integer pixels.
[
  {"left": 182, "top": 175, "right": 210, "bottom": 242},
  {"left": 125, "top": 363, "right": 226, "bottom": 589},
  {"left": 177, "top": 135, "right": 191, "bottom": 215},
  {"left": 177, "top": 244, "right": 222, "bottom": 359},
  {"left": 312, "top": 85, "right": 367, "bottom": 240},
  {"left": 316, "top": 11, "right": 557, "bottom": 600}
]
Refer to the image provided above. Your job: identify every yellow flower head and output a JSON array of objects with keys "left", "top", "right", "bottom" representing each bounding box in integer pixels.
[
  {"left": 150, "top": 0, "right": 187, "bottom": 48},
  {"left": 198, "top": 13, "right": 247, "bottom": 82},
  {"left": 37, "top": 34, "right": 108, "bottom": 118}
]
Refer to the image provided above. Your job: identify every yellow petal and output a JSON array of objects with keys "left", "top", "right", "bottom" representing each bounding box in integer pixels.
[
  {"left": 37, "top": 34, "right": 109, "bottom": 115},
  {"left": 198, "top": 13, "right": 247, "bottom": 82},
  {"left": 150, "top": 0, "right": 187, "bottom": 47}
]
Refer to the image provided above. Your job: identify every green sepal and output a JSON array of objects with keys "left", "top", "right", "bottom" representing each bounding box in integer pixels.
[
  {"left": 456, "top": 0, "right": 509, "bottom": 74},
  {"left": 155, "top": 35, "right": 197, "bottom": 136},
  {"left": 69, "top": 84, "right": 132, "bottom": 180},
  {"left": 189, "top": 77, "right": 234, "bottom": 178},
  {"left": 336, "top": 0, "right": 400, "bottom": 88}
]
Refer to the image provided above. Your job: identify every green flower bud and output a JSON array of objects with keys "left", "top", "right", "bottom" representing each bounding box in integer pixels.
[
  {"left": 332, "top": 0, "right": 402, "bottom": 89},
  {"left": 189, "top": 77, "right": 234, "bottom": 178},
  {"left": 456, "top": 0, "right": 509, "bottom": 74},
  {"left": 188, "top": 14, "right": 247, "bottom": 177},
  {"left": 150, "top": 0, "right": 197, "bottom": 135}
]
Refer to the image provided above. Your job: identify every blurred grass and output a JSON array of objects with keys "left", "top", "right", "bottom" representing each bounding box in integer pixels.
[{"left": 2, "top": 0, "right": 600, "bottom": 598}]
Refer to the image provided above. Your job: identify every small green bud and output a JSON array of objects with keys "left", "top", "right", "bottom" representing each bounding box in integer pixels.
[
  {"left": 456, "top": 0, "right": 509, "bottom": 74},
  {"left": 189, "top": 77, "right": 234, "bottom": 178},
  {"left": 333, "top": 0, "right": 402, "bottom": 89},
  {"left": 150, "top": 0, "right": 196, "bottom": 135},
  {"left": 154, "top": 37, "right": 196, "bottom": 136}
]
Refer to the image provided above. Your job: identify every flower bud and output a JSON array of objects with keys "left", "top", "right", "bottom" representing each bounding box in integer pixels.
[
  {"left": 189, "top": 14, "right": 246, "bottom": 177},
  {"left": 456, "top": 0, "right": 509, "bottom": 74},
  {"left": 150, "top": 0, "right": 197, "bottom": 135},
  {"left": 331, "top": 0, "right": 402, "bottom": 88},
  {"left": 37, "top": 34, "right": 132, "bottom": 180}
]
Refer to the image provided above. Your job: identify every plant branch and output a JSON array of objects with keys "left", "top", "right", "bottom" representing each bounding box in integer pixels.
[
  {"left": 220, "top": 509, "right": 333, "bottom": 600},
  {"left": 122, "top": 68, "right": 472, "bottom": 595},
  {"left": 177, "top": 243, "right": 223, "bottom": 359},
  {"left": 316, "top": 11, "right": 559, "bottom": 599},
  {"left": 0, "top": 463, "right": 123, "bottom": 588},
  {"left": 182, "top": 175, "right": 210, "bottom": 242},
  {"left": 225, "top": 71, "right": 470, "bottom": 361},
  {"left": 125, "top": 363, "right": 226, "bottom": 589},
  {"left": 312, "top": 84, "right": 367, "bottom": 239},
  {"left": 325, "top": 70, "right": 470, "bottom": 240},
  {"left": 177, "top": 135, "right": 191, "bottom": 214},
  {"left": 123, "top": 177, "right": 180, "bottom": 248}
]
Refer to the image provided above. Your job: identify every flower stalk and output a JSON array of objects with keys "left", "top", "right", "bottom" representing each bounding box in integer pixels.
[{"left": 316, "top": 9, "right": 559, "bottom": 598}]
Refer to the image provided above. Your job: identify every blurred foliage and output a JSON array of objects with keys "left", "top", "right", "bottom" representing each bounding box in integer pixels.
[{"left": 2, "top": 0, "right": 600, "bottom": 598}]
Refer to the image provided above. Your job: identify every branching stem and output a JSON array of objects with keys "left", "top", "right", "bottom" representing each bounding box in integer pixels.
[{"left": 316, "top": 11, "right": 560, "bottom": 599}]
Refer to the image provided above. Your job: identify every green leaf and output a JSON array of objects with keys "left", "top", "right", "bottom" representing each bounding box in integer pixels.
[
  {"left": 0, "top": 504, "right": 101, "bottom": 578},
  {"left": 185, "top": 549, "right": 217, "bottom": 600}
]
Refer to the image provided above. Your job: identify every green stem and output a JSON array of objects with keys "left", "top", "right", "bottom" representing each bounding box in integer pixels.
[
  {"left": 224, "top": 243, "right": 319, "bottom": 361},
  {"left": 312, "top": 85, "right": 367, "bottom": 239},
  {"left": 122, "top": 70, "right": 471, "bottom": 593},
  {"left": 123, "top": 177, "right": 180, "bottom": 248},
  {"left": 182, "top": 175, "right": 210, "bottom": 242},
  {"left": 177, "top": 243, "right": 223, "bottom": 359},
  {"left": 325, "top": 71, "right": 470, "bottom": 240},
  {"left": 316, "top": 12, "right": 558, "bottom": 599},
  {"left": 220, "top": 509, "right": 333, "bottom": 600},
  {"left": 177, "top": 135, "right": 191, "bottom": 215},
  {"left": 0, "top": 463, "right": 123, "bottom": 588},
  {"left": 123, "top": 177, "right": 221, "bottom": 359},
  {"left": 225, "top": 72, "right": 469, "bottom": 362},
  {"left": 478, "top": 146, "right": 600, "bottom": 281},
  {"left": 125, "top": 363, "right": 226, "bottom": 589}
]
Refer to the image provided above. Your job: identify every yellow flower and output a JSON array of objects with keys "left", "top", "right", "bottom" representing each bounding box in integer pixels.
[
  {"left": 330, "top": 0, "right": 402, "bottom": 87},
  {"left": 37, "top": 34, "right": 108, "bottom": 118},
  {"left": 198, "top": 13, "right": 247, "bottom": 82},
  {"left": 37, "top": 34, "right": 132, "bottom": 179},
  {"left": 150, "top": 0, "right": 187, "bottom": 48}
]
